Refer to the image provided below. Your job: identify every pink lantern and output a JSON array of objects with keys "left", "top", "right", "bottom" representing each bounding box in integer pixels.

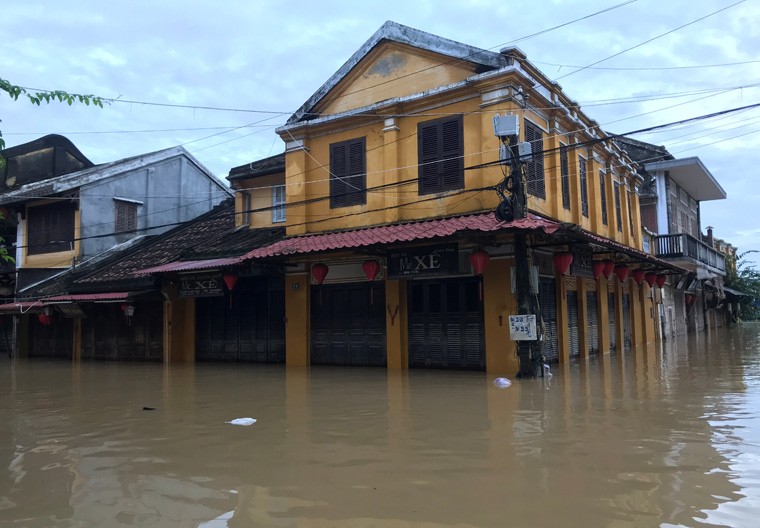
[
  {"left": 312, "top": 263, "right": 329, "bottom": 285},
  {"left": 362, "top": 260, "right": 380, "bottom": 281},
  {"left": 602, "top": 260, "right": 615, "bottom": 279},
  {"left": 614, "top": 265, "right": 629, "bottom": 282},
  {"left": 553, "top": 252, "right": 574, "bottom": 276},
  {"left": 592, "top": 261, "right": 605, "bottom": 280},
  {"left": 655, "top": 274, "right": 667, "bottom": 289},
  {"left": 644, "top": 272, "right": 657, "bottom": 287},
  {"left": 469, "top": 250, "right": 490, "bottom": 275},
  {"left": 631, "top": 269, "right": 645, "bottom": 285}
]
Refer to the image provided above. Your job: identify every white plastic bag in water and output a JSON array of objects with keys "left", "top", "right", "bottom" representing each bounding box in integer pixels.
[
  {"left": 227, "top": 417, "right": 257, "bottom": 426},
  {"left": 492, "top": 377, "right": 512, "bottom": 389}
]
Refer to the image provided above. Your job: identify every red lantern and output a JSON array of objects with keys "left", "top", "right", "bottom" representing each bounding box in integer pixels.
[
  {"left": 655, "top": 274, "right": 667, "bottom": 289},
  {"left": 469, "top": 250, "right": 491, "bottom": 275},
  {"left": 592, "top": 261, "right": 605, "bottom": 280},
  {"left": 631, "top": 269, "right": 645, "bottom": 285},
  {"left": 602, "top": 260, "right": 615, "bottom": 279},
  {"left": 553, "top": 252, "right": 574, "bottom": 276},
  {"left": 223, "top": 274, "right": 239, "bottom": 291},
  {"left": 38, "top": 313, "right": 51, "bottom": 325},
  {"left": 614, "top": 265, "right": 629, "bottom": 282},
  {"left": 644, "top": 272, "right": 657, "bottom": 287},
  {"left": 312, "top": 263, "right": 329, "bottom": 285},
  {"left": 685, "top": 294, "right": 695, "bottom": 305},
  {"left": 362, "top": 260, "right": 380, "bottom": 281}
]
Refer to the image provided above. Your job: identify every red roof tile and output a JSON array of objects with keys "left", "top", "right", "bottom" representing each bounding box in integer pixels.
[{"left": 137, "top": 257, "right": 241, "bottom": 275}]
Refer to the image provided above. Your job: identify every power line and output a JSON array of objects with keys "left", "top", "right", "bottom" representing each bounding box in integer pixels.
[{"left": 535, "top": 58, "right": 760, "bottom": 72}]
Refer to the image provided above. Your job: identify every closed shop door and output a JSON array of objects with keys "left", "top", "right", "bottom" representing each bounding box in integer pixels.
[
  {"left": 539, "top": 277, "right": 559, "bottom": 363},
  {"left": 196, "top": 277, "right": 285, "bottom": 363},
  {"left": 567, "top": 291, "right": 580, "bottom": 358},
  {"left": 82, "top": 302, "right": 162, "bottom": 361},
  {"left": 586, "top": 291, "right": 599, "bottom": 355},
  {"left": 311, "top": 282, "right": 386, "bottom": 366},
  {"left": 622, "top": 293, "right": 632, "bottom": 348},
  {"left": 608, "top": 293, "right": 616, "bottom": 351},
  {"left": 29, "top": 316, "right": 73, "bottom": 359},
  {"left": 408, "top": 277, "right": 484, "bottom": 370}
]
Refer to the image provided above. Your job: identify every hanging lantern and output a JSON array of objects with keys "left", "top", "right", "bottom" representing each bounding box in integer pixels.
[
  {"left": 614, "top": 265, "right": 629, "bottom": 282},
  {"left": 38, "top": 313, "right": 51, "bottom": 325},
  {"left": 312, "top": 263, "right": 329, "bottom": 285},
  {"left": 362, "top": 260, "right": 380, "bottom": 281},
  {"left": 223, "top": 273, "right": 239, "bottom": 291},
  {"left": 602, "top": 260, "right": 615, "bottom": 279},
  {"left": 631, "top": 269, "right": 646, "bottom": 285},
  {"left": 592, "top": 261, "right": 605, "bottom": 280},
  {"left": 552, "top": 252, "right": 574, "bottom": 276},
  {"left": 685, "top": 294, "right": 695, "bottom": 305},
  {"left": 655, "top": 274, "right": 667, "bottom": 289},
  {"left": 644, "top": 272, "right": 657, "bottom": 287},
  {"left": 469, "top": 250, "right": 491, "bottom": 275}
]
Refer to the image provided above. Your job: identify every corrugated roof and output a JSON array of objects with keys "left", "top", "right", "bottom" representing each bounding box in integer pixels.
[{"left": 137, "top": 257, "right": 241, "bottom": 275}]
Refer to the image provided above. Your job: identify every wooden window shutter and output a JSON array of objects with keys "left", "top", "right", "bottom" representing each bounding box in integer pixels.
[
  {"left": 525, "top": 121, "right": 545, "bottom": 198},
  {"left": 330, "top": 138, "right": 366, "bottom": 208},
  {"left": 560, "top": 144, "right": 570, "bottom": 210},
  {"left": 615, "top": 182, "right": 623, "bottom": 232},
  {"left": 599, "top": 170, "right": 608, "bottom": 225},
  {"left": 418, "top": 116, "right": 463, "bottom": 195},
  {"left": 27, "top": 202, "right": 75, "bottom": 255},
  {"left": 579, "top": 157, "right": 588, "bottom": 217}
]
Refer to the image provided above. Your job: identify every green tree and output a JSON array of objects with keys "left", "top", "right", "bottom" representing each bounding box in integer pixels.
[
  {"left": 725, "top": 250, "right": 760, "bottom": 321},
  {"left": 1, "top": 77, "right": 105, "bottom": 263}
]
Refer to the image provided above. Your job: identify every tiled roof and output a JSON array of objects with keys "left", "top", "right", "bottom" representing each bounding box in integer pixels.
[
  {"left": 227, "top": 153, "right": 285, "bottom": 181},
  {"left": 242, "top": 213, "right": 558, "bottom": 259}
]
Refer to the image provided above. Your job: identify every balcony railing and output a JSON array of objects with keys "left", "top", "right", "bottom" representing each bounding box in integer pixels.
[{"left": 653, "top": 233, "right": 726, "bottom": 274}]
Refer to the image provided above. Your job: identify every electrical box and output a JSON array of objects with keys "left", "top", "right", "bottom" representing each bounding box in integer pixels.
[
  {"left": 518, "top": 141, "right": 532, "bottom": 159},
  {"left": 493, "top": 114, "right": 519, "bottom": 138},
  {"left": 499, "top": 144, "right": 511, "bottom": 162}
]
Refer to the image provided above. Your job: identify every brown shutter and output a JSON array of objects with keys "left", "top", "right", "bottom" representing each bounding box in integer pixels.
[
  {"left": 560, "top": 144, "right": 570, "bottom": 209},
  {"left": 418, "top": 116, "right": 463, "bottom": 195},
  {"left": 579, "top": 157, "right": 588, "bottom": 217},
  {"left": 525, "top": 121, "right": 545, "bottom": 198},
  {"left": 330, "top": 138, "right": 366, "bottom": 208}
]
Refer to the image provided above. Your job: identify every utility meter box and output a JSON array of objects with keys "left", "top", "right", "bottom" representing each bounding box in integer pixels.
[{"left": 493, "top": 114, "right": 519, "bottom": 138}]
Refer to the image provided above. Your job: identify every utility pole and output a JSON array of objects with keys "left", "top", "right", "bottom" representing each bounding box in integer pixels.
[{"left": 494, "top": 116, "right": 543, "bottom": 378}]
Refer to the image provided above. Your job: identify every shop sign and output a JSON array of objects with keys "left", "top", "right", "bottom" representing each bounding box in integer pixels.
[
  {"left": 509, "top": 314, "right": 537, "bottom": 340},
  {"left": 179, "top": 272, "right": 223, "bottom": 298},
  {"left": 387, "top": 244, "right": 459, "bottom": 278},
  {"left": 571, "top": 246, "right": 594, "bottom": 278}
]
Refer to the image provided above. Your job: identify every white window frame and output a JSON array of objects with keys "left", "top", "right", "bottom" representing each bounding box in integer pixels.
[{"left": 272, "top": 185, "right": 286, "bottom": 223}]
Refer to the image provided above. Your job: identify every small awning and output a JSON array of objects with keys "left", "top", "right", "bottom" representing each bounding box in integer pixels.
[
  {"left": 0, "top": 292, "right": 134, "bottom": 314},
  {"left": 137, "top": 257, "right": 241, "bottom": 276},
  {"left": 724, "top": 286, "right": 753, "bottom": 299}
]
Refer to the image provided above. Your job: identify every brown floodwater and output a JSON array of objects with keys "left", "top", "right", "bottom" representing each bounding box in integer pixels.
[{"left": 1, "top": 324, "right": 759, "bottom": 527}]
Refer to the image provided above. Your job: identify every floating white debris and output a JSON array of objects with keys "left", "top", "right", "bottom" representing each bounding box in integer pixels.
[
  {"left": 543, "top": 364, "right": 552, "bottom": 378},
  {"left": 227, "top": 418, "right": 257, "bottom": 426},
  {"left": 492, "top": 377, "right": 512, "bottom": 389}
]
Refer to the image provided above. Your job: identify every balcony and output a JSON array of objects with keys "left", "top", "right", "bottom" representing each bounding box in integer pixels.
[{"left": 653, "top": 233, "right": 726, "bottom": 275}]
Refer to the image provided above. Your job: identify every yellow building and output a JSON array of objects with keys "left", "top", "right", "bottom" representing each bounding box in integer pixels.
[{"left": 223, "top": 21, "right": 683, "bottom": 376}]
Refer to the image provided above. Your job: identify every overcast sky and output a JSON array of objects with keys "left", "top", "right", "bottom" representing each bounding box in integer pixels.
[{"left": 2, "top": 0, "right": 759, "bottom": 266}]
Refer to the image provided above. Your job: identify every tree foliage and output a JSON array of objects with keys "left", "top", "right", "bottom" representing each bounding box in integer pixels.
[{"left": 725, "top": 250, "right": 760, "bottom": 321}]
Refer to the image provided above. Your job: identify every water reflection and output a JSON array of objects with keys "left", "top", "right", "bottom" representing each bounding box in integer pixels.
[{"left": 0, "top": 324, "right": 758, "bottom": 527}]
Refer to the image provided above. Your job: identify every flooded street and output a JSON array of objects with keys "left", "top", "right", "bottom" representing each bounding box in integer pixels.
[{"left": 1, "top": 325, "right": 759, "bottom": 527}]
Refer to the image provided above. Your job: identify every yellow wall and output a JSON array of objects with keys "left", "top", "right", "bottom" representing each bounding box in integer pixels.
[
  {"left": 385, "top": 279, "right": 408, "bottom": 369},
  {"left": 285, "top": 273, "right": 310, "bottom": 366},
  {"left": 233, "top": 173, "right": 286, "bottom": 228},
  {"left": 484, "top": 258, "right": 518, "bottom": 375}
]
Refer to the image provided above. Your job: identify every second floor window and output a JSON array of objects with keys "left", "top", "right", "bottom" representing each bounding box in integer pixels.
[
  {"left": 418, "top": 115, "right": 463, "bottom": 195},
  {"left": 599, "top": 170, "right": 608, "bottom": 225},
  {"left": 627, "top": 190, "right": 635, "bottom": 236},
  {"left": 579, "top": 156, "right": 588, "bottom": 217},
  {"left": 525, "top": 120, "right": 545, "bottom": 198},
  {"left": 272, "top": 185, "right": 286, "bottom": 223},
  {"left": 114, "top": 199, "right": 138, "bottom": 233},
  {"left": 560, "top": 144, "right": 570, "bottom": 210},
  {"left": 614, "top": 182, "right": 623, "bottom": 233},
  {"left": 27, "top": 201, "right": 75, "bottom": 255},
  {"left": 330, "top": 138, "right": 366, "bottom": 208}
]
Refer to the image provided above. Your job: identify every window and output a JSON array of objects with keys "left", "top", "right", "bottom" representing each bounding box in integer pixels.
[
  {"left": 418, "top": 115, "right": 463, "bottom": 195},
  {"left": 627, "top": 190, "right": 635, "bottom": 235},
  {"left": 272, "top": 185, "right": 286, "bottom": 223},
  {"left": 599, "top": 170, "right": 608, "bottom": 226},
  {"left": 614, "top": 182, "right": 623, "bottom": 233},
  {"left": 579, "top": 156, "right": 588, "bottom": 217},
  {"left": 115, "top": 200, "right": 138, "bottom": 233},
  {"left": 560, "top": 144, "right": 570, "bottom": 210},
  {"left": 330, "top": 138, "right": 366, "bottom": 208},
  {"left": 525, "top": 120, "right": 545, "bottom": 198},
  {"left": 242, "top": 192, "right": 251, "bottom": 226},
  {"left": 27, "top": 201, "right": 76, "bottom": 255}
]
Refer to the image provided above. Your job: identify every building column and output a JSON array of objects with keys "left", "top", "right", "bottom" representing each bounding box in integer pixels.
[
  {"left": 485, "top": 257, "right": 518, "bottom": 375},
  {"left": 382, "top": 118, "right": 401, "bottom": 224},
  {"left": 630, "top": 280, "right": 644, "bottom": 347},
  {"left": 577, "top": 278, "right": 589, "bottom": 358},
  {"left": 285, "top": 141, "right": 309, "bottom": 236},
  {"left": 385, "top": 278, "right": 407, "bottom": 369},
  {"left": 72, "top": 318, "right": 82, "bottom": 361},
  {"left": 285, "top": 272, "right": 310, "bottom": 366},
  {"left": 598, "top": 277, "right": 611, "bottom": 354},
  {"left": 557, "top": 275, "right": 570, "bottom": 363},
  {"left": 614, "top": 281, "right": 625, "bottom": 352}
]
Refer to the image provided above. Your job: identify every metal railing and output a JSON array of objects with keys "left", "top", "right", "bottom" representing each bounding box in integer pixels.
[{"left": 654, "top": 233, "right": 726, "bottom": 273}]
